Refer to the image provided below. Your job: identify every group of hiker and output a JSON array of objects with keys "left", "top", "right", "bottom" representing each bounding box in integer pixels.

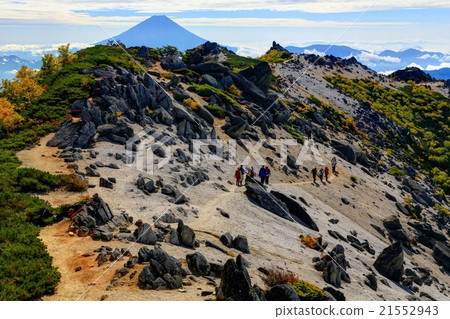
[
  {"left": 234, "top": 157, "right": 338, "bottom": 187},
  {"left": 235, "top": 165, "right": 271, "bottom": 186},
  {"left": 310, "top": 157, "right": 337, "bottom": 184}
]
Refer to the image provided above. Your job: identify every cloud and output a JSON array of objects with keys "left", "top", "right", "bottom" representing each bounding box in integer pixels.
[
  {"left": 303, "top": 49, "right": 326, "bottom": 56},
  {"left": 0, "top": 1, "right": 449, "bottom": 26},
  {"left": 236, "top": 46, "right": 266, "bottom": 58},
  {"left": 407, "top": 62, "right": 424, "bottom": 69},
  {"left": 347, "top": 51, "right": 401, "bottom": 67},
  {"left": 378, "top": 70, "right": 396, "bottom": 75},
  {"left": 5, "top": 69, "right": 18, "bottom": 75},
  {"left": 174, "top": 17, "right": 411, "bottom": 28},
  {"left": 418, "top": 53, "right": 441, "bottom": 59},
  {"left": 0, "top": 43, "right": 91, "bottom": 55},
  {"left": 425, "top": 62, "right": 450, "bottom": 70}
]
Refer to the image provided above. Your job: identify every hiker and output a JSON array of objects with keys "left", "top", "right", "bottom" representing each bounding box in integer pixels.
[
  {"left": 318, "top": 168, "right": 324, "bottom": 183},
  {"left": 324, "top": 166, "right": 330, "bottom": 182},
  {"left": 259, "top": 165, "right": 266, "bottom": 184},
  {"left": 235, "top": 167, "right": 241, "bottom": 186},
  {"left": 331, "top": 157, "right": 337, "bottom": 174},
  {"left": 265, "top": 166, "right": 271, "bottom": 185},
  {"left": 311, "top": 167, "right": 317, "bottom": 183},
  {"left": 248, "top": 166, "right": 255, "bottom": 178},
  {"left": 239, "top": 165, "right": 247, "bottom": 186}
]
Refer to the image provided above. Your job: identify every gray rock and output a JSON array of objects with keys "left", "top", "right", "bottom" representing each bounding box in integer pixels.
[
  {"left": 270, "top": 190, "right": 319, "bottom": 231},
  {"left": 216, "top": 257, "right": 261, "bottom": 301},
  {"left": 364, "top": 273, "right": 378, "bottom": 291},
  {"left": 85, "top": 166, "right": 100, "bottom": 177},
  {"left": 233, "top": 235, "right": 250, "bottom": 254},
  {"left": 374, "top": 242, "right": 404, "bottom": 282},
  {"left": 186, "top": 252, "right": 210, "bottom": 276},
  {"left": 134, "top": 223, "right": 157, "bottom": 245},
  {"left": 220, "top": 232, "right": 234, "bottom": 248},
  {"left": 385, "top": 192, "right": 397, "bottom": 202},
  {"left": 99, "top": 177, "right": 113, "bottom": 189},
  {"left": 323, "top": 245, "right": 350, "bottom": 287},
  {"left": 265, "top": 284, "right": 300, "bottom": 301},
  {"left": 177, "top": 220, "right": 196, "bottom": 248},
  {"left": 383, "top": 215, "right": 402, "bottom": 230},
  {"left": 433, "top": 242, "right": 450, "bottom": 271}
]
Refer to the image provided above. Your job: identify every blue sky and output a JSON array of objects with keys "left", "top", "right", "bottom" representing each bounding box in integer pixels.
[{"left": 0, "top": 1, "right": 449, "bottom": 56}]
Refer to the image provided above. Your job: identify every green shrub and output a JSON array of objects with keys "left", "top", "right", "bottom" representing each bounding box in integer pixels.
[
  {"left": 388, "top": 166, "right": 406, "bottom": 177},
  {"left": 259, "top": 50, "right": 291, "bottom": 63},
  {"left": 205, "top": 104, "right": 226, "bottom": 118},
  {"left": 288, "top": 280, "right": 328, "bottom": 301},
  {"left": 325, "top": 74, "right": 450, "bottom": 194},
  {"left": 435, "top": 204, "right": 449, "bottom": 216},
  {"left": 281, "top": 123, "right": 304, "bottom": 142},
  {"left": 189, "top": 83, "right": 241, "bottom": 109},
  {"left": 262, "top": 268, "right": 327, "bottom": 301}
]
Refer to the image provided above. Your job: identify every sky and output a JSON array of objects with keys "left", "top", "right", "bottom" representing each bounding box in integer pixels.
[{"left": 0, "top": 0, "right": 449, "bottom": 57}]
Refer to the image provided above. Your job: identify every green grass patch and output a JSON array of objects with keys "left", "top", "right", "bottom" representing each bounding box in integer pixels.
[
  {"left": 205, "top": 104, "right": 227, "bottom": 118},
  {"left": 281, "top": 123, "right": 304, "bottom": 142},
  {"left": 259, "top": 50, "right": 291, "bottom": 64},
  {"left": 189, "top": 83, "right": 241, "bottom": 109},
  {"left": 388, "top": 166, "right": 407, "bottom": 177}
]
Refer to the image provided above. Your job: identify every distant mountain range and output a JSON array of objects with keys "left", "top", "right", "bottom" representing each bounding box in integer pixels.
[
  {"left": 286, "top": 45, "right": 450, "bottom": 79},
  {"left": 0, "top": 55, "right": 41, "bottom": 80},
  {"left": 1, "top": 15, "right": 449, "bottom": 81},
  {"left": 98, "top": 15, "right": 208, "bottom": 52}
]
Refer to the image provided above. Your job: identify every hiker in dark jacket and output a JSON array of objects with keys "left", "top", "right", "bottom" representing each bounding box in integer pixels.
[
  {"left": 265, "top": 166, "right": 271, "bottom": 185},
  {"left": 318, "top": 168, "right": 324, "bottom": 183},
  {"left": 311, "top": 167, "right": 317, "bottom": 183},
  {"left": 258, "top": 166, "right": 266, "bottom": 184}
]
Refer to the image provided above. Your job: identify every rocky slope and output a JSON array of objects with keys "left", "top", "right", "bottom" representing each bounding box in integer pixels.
[{"left": 19, "top": 43, "right": 450, "bottom": 301}]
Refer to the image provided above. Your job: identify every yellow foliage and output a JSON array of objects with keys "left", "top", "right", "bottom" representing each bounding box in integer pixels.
[
  {"left": 300, "top": 235, "right": 319, "bottom": 249},
  {"left": 0, "top": 97, "right": 23, "bottom": 130},
  {"left": 228, "top": 84, "right": 242, "bottom": 97},
  {"left": 2, "top": 66, "right": 43, "bottom": 108},
  {"left": 183, "top": 98, "right": 198, "bottom": 111}
]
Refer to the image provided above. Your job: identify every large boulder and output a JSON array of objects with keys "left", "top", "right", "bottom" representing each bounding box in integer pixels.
[
  {"left": 383, "top": 215, "right": 402, "bottom": 230},
  {"left": 138, "top": 247, "right": 182, "bottom": 290},
  {"left": 186, "top": 252, "right": 210, "bottom": 276},
  {"left": 374, "top": 242, "right": 404, "bottom": 282},
  {"left": 216, "top": 255, "right": 262, "bottom": 301},
  {"left": 323, "top": 245, "right": 350, "bottom": 287},
  {"left": 233, "top": 235, "right": 250, "bottom": 254},
  {"left": 134, "top": 223, "right": 158, "bottom": 245},
  {"left": 201, "top": 74, "right": 224, "bottom": 90},
  {"left": 239, "top": 62, "right": 271, "bottom": 93},
  {"left": 245, "top": 181, "right": 291, "bottom": 222},
  {"left": 270, "top": 190, "right": 319, "bottom": 231},
  {"left": 331, "top": 140, "right": 357, "bottom": 165},
  {"left": 265, "top": 284, "right": 300, "bottom": 301},
  {"left": 433, "top": 242, "right": 450, "bottom": 271},
  {"left": 177, "top": 220, "right": 196, "bottom": 248},
  {"left": 47, "top": 121, "right": 96, "bottom": 149},
  {"left": 229, "top": 72, "right": 266, "bottom": 102}
]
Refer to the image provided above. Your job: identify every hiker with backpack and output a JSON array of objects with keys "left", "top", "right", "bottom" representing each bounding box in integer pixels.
[
  {"left": 318, "top": 168, "right": 324, "bottom": 183},
  {"left": 331, "top": 157, "right": 337, "bottom": 175},
  {"left": 259, "top": 165, "right": 266, "bottom": 184},
  {"left": 265, "top": 166, "right": 271, "bottom": 185},
  {"left": 311, "top": 167, "right": 317, "bottom": 184},
  {"left": 239, "top": 165, "right": 247, "bottom": 186},
  {"left": 324, "top": 166, "right": 330, "bottom": 182}
]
